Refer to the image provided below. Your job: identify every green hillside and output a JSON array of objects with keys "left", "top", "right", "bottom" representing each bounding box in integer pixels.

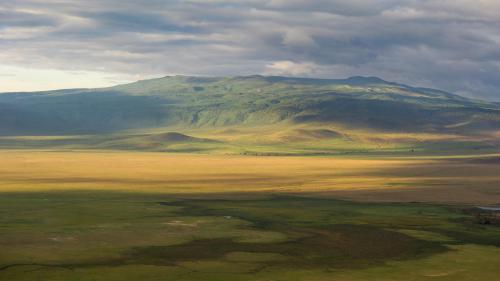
[{"left": 0, "top": 75, "right": 499, "bottom": 154}]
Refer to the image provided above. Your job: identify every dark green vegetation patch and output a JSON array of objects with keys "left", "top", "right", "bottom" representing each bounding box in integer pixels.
[{"left": 1, "top": 192, "right": 500, "bottom": 280}]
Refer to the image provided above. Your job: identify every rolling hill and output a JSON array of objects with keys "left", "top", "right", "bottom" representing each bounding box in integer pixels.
[{"left": 0, "top": 75, "right": 499, "bottom": 154}]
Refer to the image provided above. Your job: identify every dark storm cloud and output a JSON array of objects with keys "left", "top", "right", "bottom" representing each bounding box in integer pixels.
[{"left": 1, "top": 0, "right": 499, "bottom": 100}]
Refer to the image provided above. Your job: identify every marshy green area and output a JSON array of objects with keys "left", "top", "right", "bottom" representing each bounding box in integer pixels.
[{"left": 1, "top": 192, "right": 500, "bottom": 281}]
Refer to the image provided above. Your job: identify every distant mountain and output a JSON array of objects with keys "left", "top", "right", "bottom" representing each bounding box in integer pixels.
[{"left": 0, "top": 75, "right": 499, "bottom": 136}]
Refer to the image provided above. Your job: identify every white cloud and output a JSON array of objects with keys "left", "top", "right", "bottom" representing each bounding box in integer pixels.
[{"left": 264, "top": 60, "right": 320, "bottom": 76}]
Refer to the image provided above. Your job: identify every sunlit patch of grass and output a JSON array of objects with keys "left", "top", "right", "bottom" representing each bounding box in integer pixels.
[
  {"left": 0, "top": 121, "right": 497, "bottom": 155},
  {"left": 0, "top": 151, "right": 499, "bottom": 205}
]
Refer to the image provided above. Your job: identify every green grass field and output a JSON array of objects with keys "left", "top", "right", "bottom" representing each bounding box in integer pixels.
[
  {"left": 1, "top": 191, "right": 500, "bottom": 281},
  {"left": 0, "top": 151, "right": 499, "bottom": 280},
  {"left": 1, "top": 123, "right": 498, "bottom": 156}
]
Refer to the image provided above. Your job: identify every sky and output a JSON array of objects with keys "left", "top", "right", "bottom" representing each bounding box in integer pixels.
[{"left": 0, "top": 0, "right": 499, "bottom": 101}]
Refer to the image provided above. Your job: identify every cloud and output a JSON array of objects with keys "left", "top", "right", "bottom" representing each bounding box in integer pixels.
[
  {"left": 264, "top": 60, "right": 320, "bottom": 76},
  {"left": 0, "top": 0, "right": 499, "bottom": 100},
  {"left": 0, "top": 9, "right": 58, "bottom": 28}
]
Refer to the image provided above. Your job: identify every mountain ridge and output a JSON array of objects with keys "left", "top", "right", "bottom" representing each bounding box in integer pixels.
[{"left": 0, "top": 75, "right": 499, "bottom": 137}]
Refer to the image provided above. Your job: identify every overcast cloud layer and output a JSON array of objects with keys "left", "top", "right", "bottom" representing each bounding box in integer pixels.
[{"left": 1, "top": 0, "right": 499, "bottom": 100}]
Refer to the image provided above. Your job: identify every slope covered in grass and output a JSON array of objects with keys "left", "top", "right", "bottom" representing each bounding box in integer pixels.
[
  {"left": 1, "top": 75, "right": 499, "bottom": 154},
  {"left": 1, "top": 75, "right": 499, "bottom": 136}
]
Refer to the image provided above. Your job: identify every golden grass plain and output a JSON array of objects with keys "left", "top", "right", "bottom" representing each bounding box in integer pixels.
[{"left": 0, "top": 150, "right": 499, "bottom": 204}]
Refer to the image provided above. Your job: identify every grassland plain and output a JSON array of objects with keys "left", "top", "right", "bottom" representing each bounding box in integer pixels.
[
  {"left": 1, "top": 150, "right": 499, "bottom": 203},
  {"left": 1, "top": 151, "right": 500, "bottom": 281},
  {"left": 1, "top": 192, "right": 500, "bottom": 281}
]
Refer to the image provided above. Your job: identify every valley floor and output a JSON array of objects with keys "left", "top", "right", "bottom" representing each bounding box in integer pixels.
[
  {"left": 0, "top": 151, "right": 499, "bottom": 280},
  {"left": 1, "top": 150, "right": 499, "bottom": 204}
]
